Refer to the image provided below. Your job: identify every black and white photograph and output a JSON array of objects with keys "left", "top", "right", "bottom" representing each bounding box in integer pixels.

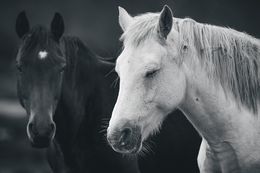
[{"left": 0, "top": 0, "right": 259, "bottom": 172}]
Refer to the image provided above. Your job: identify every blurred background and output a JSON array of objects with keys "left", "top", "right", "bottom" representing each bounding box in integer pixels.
[{"left": 0, "top": 0, "right": 259, "bottom": 172}]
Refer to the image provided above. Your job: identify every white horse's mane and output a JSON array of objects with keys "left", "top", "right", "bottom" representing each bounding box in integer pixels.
[
  {"left": 120, "top": 13, "right": 159, "bottom": 46},
  {"left": 121, "top": 12, "right": 260, "bottom": 113}
]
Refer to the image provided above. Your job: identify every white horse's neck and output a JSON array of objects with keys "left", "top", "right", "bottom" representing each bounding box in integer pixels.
[{"left": 178, "top": 62, "right": 260, "bottom": 167}]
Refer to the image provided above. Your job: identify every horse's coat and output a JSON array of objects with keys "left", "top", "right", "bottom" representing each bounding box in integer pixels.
[
  {"left": 15, "top": 12, "right": 140, "bottom": 173},
  {"left": 107, "top": 5, "right": 260, "bottom": 173}
]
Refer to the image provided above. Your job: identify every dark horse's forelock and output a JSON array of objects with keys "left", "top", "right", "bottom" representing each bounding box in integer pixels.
[{"left": 17, "top": 25, "right": 64, "bottom": 65}]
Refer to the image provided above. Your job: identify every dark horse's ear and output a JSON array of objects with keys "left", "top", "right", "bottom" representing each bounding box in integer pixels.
[
  {"left": 158, "top": 5, "right": 173, "bottom": 39},
  {"left": 16, "top": 11, "right": 30, "bottom": 38},
  {"left": 51, "top": 13, "right": 64, "bottom": 42}
]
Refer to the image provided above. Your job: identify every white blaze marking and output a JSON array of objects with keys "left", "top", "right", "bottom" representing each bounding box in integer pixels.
[{"left": 38, "top": 50, "right": 48, "bottom": 59}]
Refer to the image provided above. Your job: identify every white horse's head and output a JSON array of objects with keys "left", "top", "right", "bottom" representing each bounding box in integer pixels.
[{"left": 107, "top": 6, "right": 188, "bottom": 154}]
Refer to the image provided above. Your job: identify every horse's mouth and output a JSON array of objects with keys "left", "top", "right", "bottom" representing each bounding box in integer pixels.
[
  {"left": 108, "top": 132, "right": 143, "bottom": 154},
  {"left": 30, "top": 136, "right": 52, "bottom": 148},
  {"left": 112, "top": 140, "right": 143, "bottom": 154}
]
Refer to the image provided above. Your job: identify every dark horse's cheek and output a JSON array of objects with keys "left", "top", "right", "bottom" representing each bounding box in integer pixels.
[{"left": 17, "top": 78, "right": 29, "bottom": 109}]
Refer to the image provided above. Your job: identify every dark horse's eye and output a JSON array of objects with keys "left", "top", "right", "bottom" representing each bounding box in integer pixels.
[
  {"left": 145, "top": 69, "right": 159, "bottom": 78},
  {"left": 16, "top": 64, "right": 22, "bottom": 73},
  {"left": 59, "top": 64, "right": 66, "bottom": 73}
]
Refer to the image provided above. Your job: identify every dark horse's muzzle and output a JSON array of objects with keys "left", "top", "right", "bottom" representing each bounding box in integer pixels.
[
  {"left": 27, "top": 118, "right": 56, "bottom": 148},
  {"left": 107, "top": 122, "right": 142, "bottom": 154}
]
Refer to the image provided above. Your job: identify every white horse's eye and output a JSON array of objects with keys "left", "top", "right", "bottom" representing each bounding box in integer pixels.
[{"left": 145, "top": 69, "right": 159, "bottom": 78}]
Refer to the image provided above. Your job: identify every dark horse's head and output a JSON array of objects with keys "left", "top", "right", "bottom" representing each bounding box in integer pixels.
[{"left": 15, "top": 11, "right": 65, "bottom": 148}]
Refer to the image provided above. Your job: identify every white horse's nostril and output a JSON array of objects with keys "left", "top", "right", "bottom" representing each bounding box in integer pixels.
[{"left": 118, "top": 127, "right": 132, "bottom": 146}]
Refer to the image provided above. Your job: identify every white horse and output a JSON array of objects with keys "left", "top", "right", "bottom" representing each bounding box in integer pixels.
[{"left": 107, "top": 5, "right": 260, "bottom": 173}]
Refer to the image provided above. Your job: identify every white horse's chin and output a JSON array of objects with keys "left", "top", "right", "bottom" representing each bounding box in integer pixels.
[{"left": 141, "top": 114, "right": 165, "bottom": 141}]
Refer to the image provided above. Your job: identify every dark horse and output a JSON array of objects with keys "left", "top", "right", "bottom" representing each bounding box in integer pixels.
[{"left": 15, "top": 11, "right": 139, "bottom": 173}]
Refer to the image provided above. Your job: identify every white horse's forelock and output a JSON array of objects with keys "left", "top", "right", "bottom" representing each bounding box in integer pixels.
[
  {"left": 120, "top": 13, "right": 160, "bottom": 46},
  {"left": 121, "top": 12, "right": 260, "bottom": 113}
]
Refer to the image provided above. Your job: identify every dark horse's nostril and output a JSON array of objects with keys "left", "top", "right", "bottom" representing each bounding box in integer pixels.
[
  {"left": 28, "top": 122, "right": 38, "bottom": 135},
  {"left": 119, "top": 128, "right": 132, "bottom": 146},
  {"left": 50, "top": 123, "right": 55, "bottom": 131}
]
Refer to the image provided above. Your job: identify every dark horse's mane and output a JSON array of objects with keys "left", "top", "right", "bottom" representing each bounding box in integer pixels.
[
  {"left": 62, "top": 36, "right": 98, "bottom": 71},
  {"left": 56, "top": 35, "right": 97, "bottom": 138},
  {"left": 60, "top": 36, "right": 114, "bottom": 93},
  {"left": 61, "top": 36, "right": 98, "bottom": 97}
]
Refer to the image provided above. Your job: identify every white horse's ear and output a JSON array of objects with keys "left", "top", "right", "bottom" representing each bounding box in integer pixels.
[
  {"left": 158, "top": 5, "right": 173, "bottom": 39},
  {"left": 118, "top": 6, "right": 133, "bottom": 31}
]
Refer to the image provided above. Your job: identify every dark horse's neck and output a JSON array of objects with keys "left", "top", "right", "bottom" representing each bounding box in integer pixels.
[
  {"left": 55, "top": 35, "right": 117, "bottom": 147},
  {"left": 52, "top": 36, "right": 138, "bottom": 173}
]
